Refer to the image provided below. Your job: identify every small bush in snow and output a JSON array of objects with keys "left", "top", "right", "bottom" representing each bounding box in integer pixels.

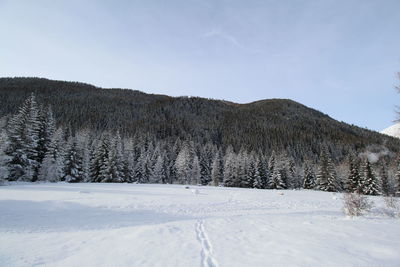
[
  {"left": 383, "top": 196, "right": 400, "bottom": 218},
  {"left": 343, "top": 192, "right": 373, "bottom": 217}
]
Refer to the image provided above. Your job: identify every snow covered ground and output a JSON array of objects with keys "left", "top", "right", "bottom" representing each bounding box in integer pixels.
[{"left": 0, "top": 183, "right": 399, "bottom": 267}]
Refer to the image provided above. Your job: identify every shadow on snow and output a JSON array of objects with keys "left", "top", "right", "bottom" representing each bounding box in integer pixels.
[{"left": 0, "top": 200, "right": 194, "bottom": 232}]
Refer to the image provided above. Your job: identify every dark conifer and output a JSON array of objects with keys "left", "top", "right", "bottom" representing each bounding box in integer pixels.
[
  {"left": 62, "top": 138, "right": 84, "bottom": 183},
  {"left": 303, "top": 161, "right": 316, "bottom": 189},
  {"left": 315, "top": 148, "right": 338, "bottom": 192},
  {"left": 346, "top": 154, "right": 362, "bottom": 193},
  {"left": 361, "top": 160, "right": 381, "bottom": 196}
]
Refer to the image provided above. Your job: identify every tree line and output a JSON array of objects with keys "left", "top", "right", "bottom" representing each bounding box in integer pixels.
[{"left": 1, "top": 93, "right": 399, "bottom": 196}]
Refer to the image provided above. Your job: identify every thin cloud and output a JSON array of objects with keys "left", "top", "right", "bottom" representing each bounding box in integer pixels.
[
  {"left": 203, "top": 28, "right": 241, "bottom": 47},
  {"left": 201, "top": 28, "right": 263, "bottom": 54}
]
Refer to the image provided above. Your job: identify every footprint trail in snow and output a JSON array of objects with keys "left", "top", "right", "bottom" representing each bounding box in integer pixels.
[{"left": 195, "top": 220, "right": 219, "bottom": 267}]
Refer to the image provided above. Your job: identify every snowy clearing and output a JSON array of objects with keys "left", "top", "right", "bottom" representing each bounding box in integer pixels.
[{"left": 0, "top": 183, "right": 399, "bottom": 267}]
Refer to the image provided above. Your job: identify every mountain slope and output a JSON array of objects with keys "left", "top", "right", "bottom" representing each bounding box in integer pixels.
[{"left": 0, "top": 77, "right": 398, "bottom": 161}]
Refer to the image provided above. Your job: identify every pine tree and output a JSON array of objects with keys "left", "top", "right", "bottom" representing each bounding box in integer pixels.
[
  {"left": 161, "top": 150, "right": 170, "bottom": 184},
  {"left": 123, "top": 138, "right": 136, "bottom": 183},
  {"left": 253, "top": 173, "right": 263, "bottom": 189},
  {"left": 175, "top": 144, "right": 191, "bottom": 184},
  {"left": 76, "top": 129, "right": 92, "bottom": 182},
  {"left": 150, "top": 143, "right": 162, "bottom": 169},
  {"left": 150, "top": 154, "right": 165, "bottom": 183},
  {"left": 267, "top": 151, "right": 276, "bottom": 189},
  {"left": 346, "top": 154, "right": 362, "bottom": 193},
  {"left": 166, "top": 139, "right": 180, "bottom": 184},
  {"left": 37, "top": 106, "right": 55, "bottom": 166},
  {"left": 249, "top": 156, "right": 261, "bottom": 189},
  {"left": 279, "top": 168, "right": 288, "bottom": 189},
  {"left": 100, "top": 133, "right": 125, "bottom": 183},
  {"left": 246, "top": 152, "right": 260, "bottom": 188},
  {"left": 256, "top": 155, "right": 269, "bottom": 189},
  {"left": 223, "top": 150, "right": 238, "bottom": 187},
  {"left": 191, "top": 155, "right": 201, "bottom": 185},
  {"left": 287, "top": 158, "right": 299, "bottom": 189},
  {"left": 380, "top": 162, "right": 390, "bottom": 196},
  {"left": 267, "top": 153, "right": 288, "bottom": 189},
  {"left": 38, "top": 128, "right": 64, "bottom": 182},
  {"left": 361, "top": 160, "right": 381, "bottom": 196},
  {"left": 0, "top": 128, "right": 10, "bottom": 184},
  {"left": 199, "top": 143, "right": 214, "bottom": 185},
  {"left": 5, "top": 93, "right": 41, "bottom": 181},
  {"left": 211, "top": 152, "right": 222, "bottom": 187},
  {"left": 135, "top": 148, "right": 151, "bottom": 183},
  {"left": 62, "top": 138, "right": 84, "bottom": 183},
  {"left": 315, "top": 148, "right": 338, "bottom": 192},
  {"left": 269, "top": 166, "right": 286, "bottom": 189},
  {"left": 25, "top": 94, "right": 42, "bottom": 181},
  {"left": 133, "top": 148, "right": 145, "bottom": 183},
  {"left": 90, "top": 136, "right": 110, "bottom": 182},
  {"left": 237, "top": 149, "right": 252, "bottom": 188},
  {"left": 302, "top": 162, "right": 316, "bottom": 189}
]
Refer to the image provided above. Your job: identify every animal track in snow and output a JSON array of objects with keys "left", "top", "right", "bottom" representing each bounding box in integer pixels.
[{"left": 195, "top": 220, "right": 219, "bottom": 267}]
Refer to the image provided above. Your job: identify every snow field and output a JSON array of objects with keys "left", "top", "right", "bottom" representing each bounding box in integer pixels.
[{"left": 0, "top": 183, "right": 399, "bottom": 267}]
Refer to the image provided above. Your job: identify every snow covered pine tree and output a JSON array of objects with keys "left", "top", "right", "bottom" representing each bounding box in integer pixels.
[
  {"left": 5, "top": 93, "right": 41, "bottom": 181},
  {"left": 315, "top": 148, "right": 338, "bottom": 192},
  {"left": 361, "top": 160, "right": 381, "bottom": 196}
]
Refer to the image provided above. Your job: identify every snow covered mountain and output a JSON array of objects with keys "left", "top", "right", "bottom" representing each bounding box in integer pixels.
[{"left": 381, "top": 123, "right": 400, "bottom": 138}]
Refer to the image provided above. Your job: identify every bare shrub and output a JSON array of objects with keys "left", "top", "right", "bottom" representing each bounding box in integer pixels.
[
  {"left": 343, "top": 192, "right": 373, "bottom": 217},
  {"left": 383, "top": 196, "right": 400, "bottom": 217},
  {"left": 384, "top": 196, "right": 399, "bottom": 209}
]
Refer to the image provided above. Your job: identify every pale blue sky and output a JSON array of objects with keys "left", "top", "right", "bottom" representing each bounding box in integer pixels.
[{"left": 1, "top": 0, "right": 399, "bottom": 131}]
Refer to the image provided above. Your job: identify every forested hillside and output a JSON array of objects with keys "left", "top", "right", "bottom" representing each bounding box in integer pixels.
[
  {"left": 0, "top": 77, "right": 398, "bottom": 161},
  {"left": 0, "top": 77, "right": 399, "bottom": 196}
]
